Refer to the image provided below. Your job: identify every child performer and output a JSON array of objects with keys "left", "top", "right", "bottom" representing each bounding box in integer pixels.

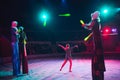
[{"left": 58, "top": 43, "right": 78, "bottom": 72}]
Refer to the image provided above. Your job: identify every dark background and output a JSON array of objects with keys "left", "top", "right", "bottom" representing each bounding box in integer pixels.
[{"left": 0, "top": 0, "right": 120, "bottom": 42}]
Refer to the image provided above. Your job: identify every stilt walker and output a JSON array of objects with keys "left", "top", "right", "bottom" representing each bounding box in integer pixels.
[
  {"left": 19, "top": 26, "right": 28, "bottom": 74},
  {"left": 82, "top": 11, "right": 106, "bottom": 80},
  {"left": 11, "top": 21, "right": 21, "bottom": 76}
]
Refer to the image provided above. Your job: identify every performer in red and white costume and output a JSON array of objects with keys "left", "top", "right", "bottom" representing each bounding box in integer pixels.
[{"left": 58, "top": 43, "right": 78, "bottom": 72}]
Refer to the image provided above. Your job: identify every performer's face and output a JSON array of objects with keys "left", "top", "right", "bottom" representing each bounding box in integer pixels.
[
  {"left": 12, "top": 21, "right": 18, "bottom": 27},
  {"left": 91, "top": 11, "right": 100, "bottom": 20},
  {"left": 66, "top": 44, "right": 70, "bottom": 48}
]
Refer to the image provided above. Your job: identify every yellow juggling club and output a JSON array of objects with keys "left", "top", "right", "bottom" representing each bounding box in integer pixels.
[
  {"left": 80, "top": 20, "right": 85, "bottom": 25},
  {"left": 84, "top": 33, "right": 93, "bottom": 41}
]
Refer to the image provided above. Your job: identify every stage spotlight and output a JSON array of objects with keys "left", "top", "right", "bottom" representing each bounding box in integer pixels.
[
  {"left": 103, "top": 9, "right": 108, "bottom": 14},
  {"left": 42, "top": 15, "right": 46, "bottom": 19},
  {"left": 100, "top": 6, "right": 111, "bottom": 17},
  {"left": 102, "top": 26, "right": 111, "bottom": 34},
  {"left": 38, "top": 10, "right": 50, "bottom": 27},
  {"left": 62, "top": 0, "right": 66, "bottom": 3},
  {"left": 41, "top": 14, "right": 47, "bottom": 27},
  {"left": 105, "top": 29, "right": 109, "bottom": 33},
  {"left": 112, "top": 28, "right": 117, "bottom": 33},
  {"left": 102, "top": 26, "right": 118, "bottom": 36}
]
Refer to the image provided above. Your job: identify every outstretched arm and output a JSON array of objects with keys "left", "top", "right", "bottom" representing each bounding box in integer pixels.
[
  {"left": 70, "top": 45, "right": 78, "bottom": 50},
  {"left": 58, "top": 44, "right": 66, "bottom": 50},
  {"left": 82, "top": 21, "right": 95, "bottom": 30}
]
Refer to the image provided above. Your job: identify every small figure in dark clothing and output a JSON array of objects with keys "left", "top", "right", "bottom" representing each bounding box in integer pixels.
[
  {"left": 18, "top": 26, "right": 28, "bottom": 74},
  {"left": 58, "top": 43, "right": 78, "bottom": 72},
  {"left": 82, "top": 11, "right": 106, "bottom": 80}
]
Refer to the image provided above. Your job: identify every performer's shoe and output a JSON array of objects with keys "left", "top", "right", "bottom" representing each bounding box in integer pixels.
[{"left": 60, "top": 69, "right": 62, "bottom": 71}]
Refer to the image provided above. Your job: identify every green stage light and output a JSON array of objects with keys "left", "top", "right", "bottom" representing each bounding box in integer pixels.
[
  {"left": 38, "top": 10, "right": 49, "bottom": 27},
  {"left": 43, "top": 20, "right": 47, "bottom": 27},
  {"left": 42, "top": 14, "right": 47, "bottom": 27}
]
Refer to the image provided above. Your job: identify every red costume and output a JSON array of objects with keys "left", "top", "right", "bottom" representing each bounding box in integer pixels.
[{"left": 58, "top": 44, "right": 78, "bottom": 72}]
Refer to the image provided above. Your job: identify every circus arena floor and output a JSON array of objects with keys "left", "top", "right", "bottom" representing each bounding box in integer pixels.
[{"left": 0, "top": 53, "right": 120, "bottom": 80}]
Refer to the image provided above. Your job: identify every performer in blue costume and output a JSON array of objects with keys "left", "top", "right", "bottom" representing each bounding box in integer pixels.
[
  {"left": 11, "top": 21, "right": 20, "bottom": 76},
  {"left": 82, "top": 11, "right": 106, "bottom": 80}
]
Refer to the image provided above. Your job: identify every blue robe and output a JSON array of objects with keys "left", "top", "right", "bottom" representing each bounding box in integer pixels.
[{"left": 11, "top": 27, "right": 20, "bottom": 76}]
